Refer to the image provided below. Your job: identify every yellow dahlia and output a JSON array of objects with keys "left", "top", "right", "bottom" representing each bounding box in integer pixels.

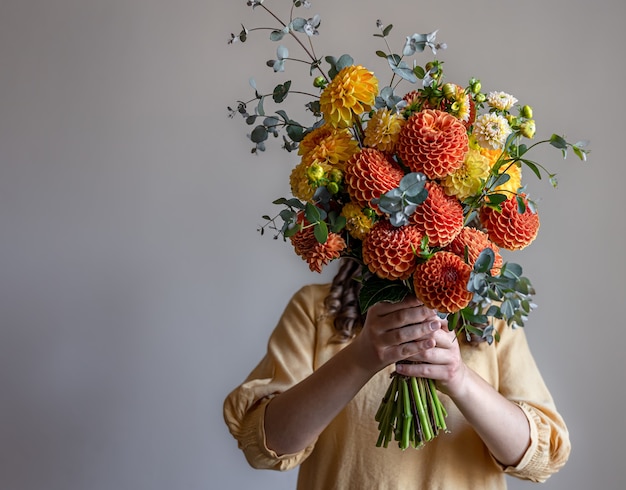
[
  {"left": 413, "top": 251, "right": 473, "bottom": 313},
  {"left": 364, "top": 108, "right": 405, "bottom": 153},
  {"left": 298, "top": 124, "right": 359, "bottom": 166},
  {"left": 446, "top": 227, "right": 503, "bottom": 275},
  {"left": 479, "top": 194, "right": 540, "bottom": 251},
  {"left": 340, "top": 202, "right": 374, "bottom": 240},
  {"left": 362, "top": 220, "right": 423, "bottom": 280},
  {"left": 396, "top": 109, "right": 468, "bottom": 179},
  {"left": 411, "top": 181, "right": 464, "bottom": 247},
  {"left": 289, "top": 155, "right": 333, "bottom": 201},
  {"left": 320, "top": 65, "right": 379, "bottom": 128},
  {"left": 290, "top": 213, "right": 346, "bottom": 273},
  {"left": 344, "top": 148, "right": 405, "bottom": 214},
  {"left": 441, "top": 147, "right": 491, "bottom": 200}
]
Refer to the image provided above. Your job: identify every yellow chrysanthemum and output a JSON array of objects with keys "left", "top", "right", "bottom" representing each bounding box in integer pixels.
[
  {"left": 298, "top": 125, "right": 359, "bottom": 166},
  {"left": 320, "top": 65, "right": 379, "bottom": 128},
  {"left": 441, "top": 148, "right": 491, "bottom": 200},
  {"left": 364, "top": 108, "right": 405, "bottom": 153},
  {"left": 340, "top": 202, "right": 374, "bottom": 240},
  {"left": 289, "top": 155, "right": 333, "bottom": 201}
]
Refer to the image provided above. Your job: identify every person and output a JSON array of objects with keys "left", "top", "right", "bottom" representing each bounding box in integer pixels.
[{"left": 223, "top": 259, "right": 570, "bottom": 489}]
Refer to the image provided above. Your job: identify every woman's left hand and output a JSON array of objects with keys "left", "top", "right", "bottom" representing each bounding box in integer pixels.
[{"left": 394, "top": 320, "right": 468, "bottom": 398}]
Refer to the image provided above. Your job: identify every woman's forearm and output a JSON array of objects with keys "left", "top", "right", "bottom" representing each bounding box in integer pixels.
[
  {"left": 448, "top": 366, "right": 531, "bottom": 466},
  {"left": 264, "top": 341, "right": 375, "bottom": 455}
]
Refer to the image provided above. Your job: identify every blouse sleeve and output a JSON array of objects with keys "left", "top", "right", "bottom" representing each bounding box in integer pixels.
[
  {"left": 223, "top": 284, "right": 326, "bottom": 471},
  {"left": 494, "top": 324, "right": 571, "bottom": 482}
]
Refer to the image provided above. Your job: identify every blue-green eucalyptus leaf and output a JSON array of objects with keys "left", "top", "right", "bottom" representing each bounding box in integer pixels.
[{"left": 250, "top": 125, "right": 268, "bottom": 143}]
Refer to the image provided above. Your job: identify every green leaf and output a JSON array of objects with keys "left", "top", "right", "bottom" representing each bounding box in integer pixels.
[
  {"left": 273, "top": 80, "right": 291, "bottom": 103},
  {"left": 250, "top": 125, "right": 268, "bottom": 143},
  {"left": 286, "top": 122, "right": 305, "bottom": 142},
  {"left": 549, "top": 134, "right": 568, "bottom": 150},
  {"left": 520, "top": 159, "right": 542, "bottom": 180},
  {"left": 304, "top": 202, "right": 321, "bottom": 224},
  {"left": 359, "top": 277, "right": 411, "bottom": 314},
  {"left": 375, "top": 50, "right": 387, "bottom": 58},
  {"left": 313, "top": 221, "right": 328, "bottom": 243}
]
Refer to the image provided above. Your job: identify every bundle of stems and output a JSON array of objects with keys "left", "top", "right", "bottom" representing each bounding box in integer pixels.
[{"left": 375, "top": 371, "right": 448, "bottom": 450}]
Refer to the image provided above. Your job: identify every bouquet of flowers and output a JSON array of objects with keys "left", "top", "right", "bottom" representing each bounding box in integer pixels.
[{"left": 228, "top": 0, "right": 588, "bottom": 450}]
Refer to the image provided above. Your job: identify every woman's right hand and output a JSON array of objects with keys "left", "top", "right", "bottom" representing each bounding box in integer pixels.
[{"left": 350, "top": 295, "right": 443, "bottom": 374}]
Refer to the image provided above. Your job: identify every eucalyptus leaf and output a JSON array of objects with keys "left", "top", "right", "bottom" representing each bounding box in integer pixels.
[{"left": 250, "top": 125, "right": 268, "bottom": 143}]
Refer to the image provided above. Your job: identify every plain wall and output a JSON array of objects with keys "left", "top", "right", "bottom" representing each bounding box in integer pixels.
[{"left": 1, "top": 0, "right": 625, "bottom": 489}]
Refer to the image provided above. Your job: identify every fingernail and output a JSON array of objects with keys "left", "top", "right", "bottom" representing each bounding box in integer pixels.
[{"left": 429, "top": 321, "right": 439, "bottom": 331}]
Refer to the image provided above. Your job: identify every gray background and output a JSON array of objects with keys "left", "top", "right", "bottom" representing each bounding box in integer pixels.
[{"left": 1, "top": 0, "right": 624, "bottom": 489}]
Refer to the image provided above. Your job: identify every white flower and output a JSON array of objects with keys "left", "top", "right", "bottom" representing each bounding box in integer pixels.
[
  {"left": 487, "top": 91, "right": 518, "bottom": 111},
  {"left": 473, "top": 113, "right": 512, "bottom": 149}
]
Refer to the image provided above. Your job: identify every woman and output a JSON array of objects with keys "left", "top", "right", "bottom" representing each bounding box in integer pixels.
[{"left": 223, "top": 259, "right": 570, "bottom": 489}]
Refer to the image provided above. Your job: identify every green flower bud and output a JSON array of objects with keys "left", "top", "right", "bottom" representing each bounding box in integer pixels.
[
  {"left": 307, "top": 163, "right": 325, "bottom": 181},
  {"left": 475, "top": 93, "right": 486, "bottom": 104},
  {"left": 442, "top": 83, "right": 456, "bottom": 100},
  {"left": 520, "top": 120, "right": 536, "bottom": 139},
  {"left": 471, "top": 81, "right": 481, "bottom": 94},
  {"left": 328, "top": 168, "right": 343, "bottom": 183},
  {"left": 313, "top": 76, "right": 327, "bottom": 89},
  {"left": 362, "top": 207, "right": 376, "bottom": 219},
  {"left": 521, "top": 104, "right": 533, "bottom": 119},
  {"left": 326, "top": 181, "right": 339, "bottom": 194}
]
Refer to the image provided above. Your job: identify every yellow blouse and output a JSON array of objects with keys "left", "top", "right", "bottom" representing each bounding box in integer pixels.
[{"left": 224, "top": 284, "right": 570, "bottom": 489}]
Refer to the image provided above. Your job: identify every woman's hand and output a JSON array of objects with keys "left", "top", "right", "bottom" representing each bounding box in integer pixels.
[{"left": 350, "top": 295, "right": 449, "bottom": 375}]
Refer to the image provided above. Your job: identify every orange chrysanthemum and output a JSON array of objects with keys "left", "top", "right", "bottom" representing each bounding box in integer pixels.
[
  {"left": 290, "top": 213, "right": 346, "bottom": 272},
  {"left": 298, "top": 124, "right": 359, "bottom": 167},
  {"left": 344, "top": 148, "right": 405, "bottom": 213},
  {"left": 446, "top": 227, "right": 503, "bottom": 275},
  {"left": 479, "top": 194, "right": 540, "bottom": 251},
  {"left": 411, "top": 181, "right": 464, "bottom": 247},
  {"left": 413, "top": 251, "right": 473, "bottom": 313},
  {"left": 396, "top": 109, "right": 469, "bottom": 179},
  {"left": 320, "top": 65, "right": 379, "bottom": 128},
  {"left": 361, "top": 220, "right": 423, "bottom": 280}
]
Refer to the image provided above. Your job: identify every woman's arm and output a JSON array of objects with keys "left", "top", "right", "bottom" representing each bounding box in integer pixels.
[
  {"left": 265, "top": 295, "right": 441, "bottom": 455},
  {"left": 395, "top": 326, "right": 531, "bottom": 466}
]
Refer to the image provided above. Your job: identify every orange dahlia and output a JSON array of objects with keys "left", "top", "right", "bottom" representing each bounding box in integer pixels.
[
  {"left": 446, "top": 227, "right": 503, "bottom": 275},
  {"left": 344, "top": 148, "right": 405, "bottom": 213},
  {"left": 361, "top": 220, "right": 423, "bottom": 280},
  {"left": 396, "top": 109, "right": 469, "bottom": 179},
  {"left": 413, "top": 251, "right": 473, "bottom": 313},
  {"left": 411, "top": 181, "right": 464, "bottom": 247},
  {"left": 290, "top": 213, "right": 346, "bottom": 273},
  {"left": 320, "top": 65, "right": 379, "bottom": 128},
  {"left": 479, "top": 194, "right": 540, "bottom": 251}
]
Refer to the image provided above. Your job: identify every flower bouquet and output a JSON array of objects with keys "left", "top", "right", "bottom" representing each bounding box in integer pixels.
[{"left": 228, "top": 0, "right": 588, "bottom": 450}]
